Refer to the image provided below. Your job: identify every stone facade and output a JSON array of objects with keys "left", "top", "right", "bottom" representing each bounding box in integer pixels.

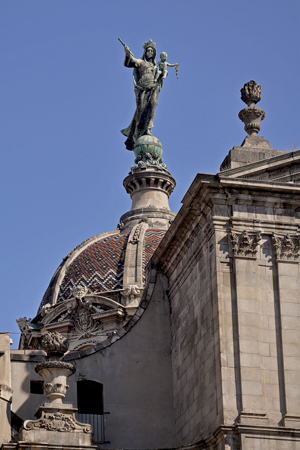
[{"left": 150, "top": 149, "right": 300, "bottom": 449}]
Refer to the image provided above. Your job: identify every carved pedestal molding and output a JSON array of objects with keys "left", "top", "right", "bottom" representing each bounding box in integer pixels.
[
  {"left": 18, "top": 331, "right": 94, "bottom": 447},
  {"left": 238, "top": 80, "right": 265, "bottom": 136},
  {"left": 120, "top": 166, "right": 176, "bottom": 229},
  {"left": 230, "top": 229, "right": 261, "bottom": 258},
  {"left": 272, "top": 233, "right": 300, "bottom": 261},
  {"left": 23, "top": 409, "right": 92, "bottom": 434}
]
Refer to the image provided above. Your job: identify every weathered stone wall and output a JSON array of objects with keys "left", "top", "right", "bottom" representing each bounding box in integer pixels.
[
  {"left": 0, "top": 333, "right": 13, "bottom": 445},
  {"left": 168, "top": 210, "right": 222, "bottom": 445}
]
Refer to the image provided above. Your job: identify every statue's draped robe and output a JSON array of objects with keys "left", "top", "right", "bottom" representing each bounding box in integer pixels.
[{"left": 121, "top": 54, "right": 162, "bottom": 150}]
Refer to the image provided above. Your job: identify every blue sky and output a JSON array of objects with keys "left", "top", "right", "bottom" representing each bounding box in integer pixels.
[{"left": 1, "top": 1, "right": 299, "bottom": 347}]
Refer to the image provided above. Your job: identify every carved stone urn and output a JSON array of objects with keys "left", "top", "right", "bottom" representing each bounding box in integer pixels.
[
  {"left": 35, "top": 360, "right": 75, "bottom": 403},
  {"left": 35, "top": 332, "right": 76, "bottom": 403},
  {"left": 238, "top": 80, "right": 265, "bottom": 136},
  {"left": 18, "top": 331, "right": 94, "bottom": 448},
  {"left": 35, "top": 331, "right": 75, "bottom": 403}
]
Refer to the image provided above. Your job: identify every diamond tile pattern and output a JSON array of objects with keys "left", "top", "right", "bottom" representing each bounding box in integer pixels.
[
  {"left": 143, "top": 229, "right": 166, "bottom": 281},
  {"left": 57, "top": 232, "right": 129, "bottom": 302},
  {"left": 39, "top": 228, "right": 167, "bottom": 310}
]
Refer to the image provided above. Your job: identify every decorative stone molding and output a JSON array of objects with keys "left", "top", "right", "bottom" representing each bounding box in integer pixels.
[
  {"left": 122, "top": 284, "right": 141, "bottom": 299},
  {"left": 129, "top": 220, "right": 148, "bottom": 244},
  {"left": 121, "top": 285, "right": 141, "bottom": 307},
  {"left": 272, "top": 233, "right": 300, "bottom": 261},
  {"left": 238, "top": 80, "right": 265, "bottom": 136},
  {"left": 16, "top": 317, "right": 35, "bottom": 349},
  {"left": 35, "top": 360, "right": 76, "bottom": 373},
  {"left": 57, "top": 297, "right": 103, "bottom": 338},
  {"left": 117, "top": 221, "right": 125, "bottom": 231},
  {"left": 23, "top": 411, "right": 92, "bottom": 433},
  {"left": 40, "top": 303, "right": 52, "bottom": 318},
  {"left": 44, "top": 382, "right": 69, "bottom": 399},
  {"left": 41, "top": 331, "right": 69, "bottom": 358},
  {"left": 70, "top": 284, "right": 90, "bottom": 300},
  {"left": 124, "top": 169, "right": 175, "bottom": 198},
  {"left": 241, "top": 80, "right": 261, "bottom": 106},
  {"left": 230, "top": 229, "right": 261, "bottom": 258}
]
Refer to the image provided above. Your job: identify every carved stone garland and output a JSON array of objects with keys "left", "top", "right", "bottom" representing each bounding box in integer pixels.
[
  {"left": 272, "top": 233, "right": 300, "bottom": 261},
  {"left": 230, "top": 229, "right": 261, "bottom": 258}
]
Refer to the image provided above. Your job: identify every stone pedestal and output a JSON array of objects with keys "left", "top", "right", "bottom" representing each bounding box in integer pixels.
[
  {"left": 119, "top": 135, "right": 176, "bottom": 230},
  {"left": 19, "top": 403, "right": 94, "bottom": 447},
  {"left": 120, "top": 166, "right": 176, "bottom": 229},
  {"left": 220, "top": 135, "right": 286, "bottom": 171},
  {"left": 220, "top": 80, "right": 287, "bottom": 171}
]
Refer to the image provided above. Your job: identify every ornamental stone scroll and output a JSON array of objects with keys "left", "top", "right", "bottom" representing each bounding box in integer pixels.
[{"left": 230, "top": 229, "right": 261, "bottom": 258}]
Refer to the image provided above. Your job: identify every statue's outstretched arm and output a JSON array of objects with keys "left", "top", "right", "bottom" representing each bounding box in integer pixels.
[
  {"left": 118, "top": 38, "right": 134, "bottom": 56},
  {"left": 166, "top": 62, "right": 179, "bottom": 78}
]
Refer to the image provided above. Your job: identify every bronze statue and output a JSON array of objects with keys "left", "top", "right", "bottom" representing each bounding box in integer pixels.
[{"left": 119, "top": 39, "right": 178, "bottom": 151}]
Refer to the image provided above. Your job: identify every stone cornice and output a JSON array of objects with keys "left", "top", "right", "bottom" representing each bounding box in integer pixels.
[
  {"left": 219, "top": 175, "right": 300, "bottom": 193},
  {"left": 219, "top": 149, "right": 300, "bottom": 180},
  {"left": 123, "top": 167, "right": 176, "bottom": 197},
  {"left": 152, "top": 168, "right": 300, "bottom": 278}
]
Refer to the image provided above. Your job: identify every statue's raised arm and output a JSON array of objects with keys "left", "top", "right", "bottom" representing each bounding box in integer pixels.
[
  {"left": 118, "top": 38, "right": 134, "bottom": 60},
  {"left": 120, "top": 39, "right": 174, "bottom": 151}
]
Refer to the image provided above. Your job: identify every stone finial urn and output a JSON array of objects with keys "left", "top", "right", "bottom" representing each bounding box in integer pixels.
[
  {"left": 19, "top": 331, "right": 93, "bottom": 446},
  {"left": 35, "top": 331, "right": 75, "bottom": 403},
  {"left": 238, "top": 80, "right": 265, "bottom": 136}
]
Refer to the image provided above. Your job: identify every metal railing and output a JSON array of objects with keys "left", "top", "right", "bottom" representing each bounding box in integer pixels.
[{"left": 77, "top": 412, "right": 109, "bottom": 444}]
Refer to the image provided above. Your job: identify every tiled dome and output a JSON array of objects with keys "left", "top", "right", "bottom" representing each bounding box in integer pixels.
[{"left": 38, "top": 228, "right": 166, "bottom": 313}]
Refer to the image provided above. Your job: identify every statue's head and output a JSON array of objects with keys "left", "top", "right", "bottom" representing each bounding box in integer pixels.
[
  {"left": 160, "top": 52, "right": 167, "bottom": 61},
  {"left": 142, "top": 39, "right": 156, "bottom": 63}
]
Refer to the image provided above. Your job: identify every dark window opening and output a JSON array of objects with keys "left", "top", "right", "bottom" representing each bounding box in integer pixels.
[
  {"left": 77, "top": 380, "right": 103, "bottom": 415},
  {"left": 11, "top": 411, "right": 24, "bottom": 442},
  {"left": 30, "top": 380, "right": 44, "bottom": 394}
]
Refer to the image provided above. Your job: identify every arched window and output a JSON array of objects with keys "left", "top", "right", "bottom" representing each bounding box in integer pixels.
[{"left": 76, "top": 380, "right": 108, "bottom": 443}]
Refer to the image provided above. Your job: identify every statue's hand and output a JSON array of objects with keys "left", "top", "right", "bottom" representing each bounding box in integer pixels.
[{"left": 124, "top": 45, "right": 130, "bottom": 56}]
